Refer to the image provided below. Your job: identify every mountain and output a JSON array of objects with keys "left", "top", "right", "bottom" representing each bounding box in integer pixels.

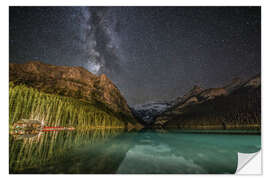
[
  {"left": 131, "top": 86, "right": 203, "bottom": 125},
  {"left": 9, "top": 61, "right": 142, "bottom": 129},
  {"left": 223, "top": 77, "right": 244, "bottom": 93},
  {"left": 168, "top": 85, "right": 203, "bottom": 107},
  {"left": 131, "top": 85, "right": 216, "bottom": 126},
  {"left": 180, "top": 85, "right": 204, "bottom": 102},
  {"left": 131, "top": 102, "right": 173, "bottom": 125},
  {"left": 154, "top": 75, "right": 261, "bottom": 130}
]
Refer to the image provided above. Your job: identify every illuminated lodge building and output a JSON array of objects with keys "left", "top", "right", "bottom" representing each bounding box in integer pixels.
[{"left": 13, "top": 119, "right": 42, "bottom": 130}]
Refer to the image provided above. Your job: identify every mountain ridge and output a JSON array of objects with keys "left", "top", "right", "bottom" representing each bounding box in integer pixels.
[
  {"left": 154, "top": 75, "right": 261, "bottom": 130},
  {"left": 9, "top": 61, "right": 142, "bottom": 128}
]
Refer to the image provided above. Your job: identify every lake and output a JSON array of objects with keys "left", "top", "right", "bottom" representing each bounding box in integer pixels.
[{"left": 9, "top": 129, "right": 261, "bottom": 174}]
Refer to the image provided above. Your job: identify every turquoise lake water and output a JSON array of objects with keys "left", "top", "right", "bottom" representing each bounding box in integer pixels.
[{"left": 9, "top": 129, "right": 261, "bottom": 174}]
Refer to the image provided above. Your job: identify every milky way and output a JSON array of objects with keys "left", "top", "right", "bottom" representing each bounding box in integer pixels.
[{"left": 9, "top": 7, "right": 261, "bottom": 105}]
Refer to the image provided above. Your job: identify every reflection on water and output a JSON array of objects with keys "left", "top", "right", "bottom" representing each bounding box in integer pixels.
[
  {"left": 9, "top": 129, "right": 261, "bottom": 174},
  {"left": 9, "top": 129, "right": 126, "bottom": 173},
  {"left": 117, "top": 131, "right": 261, "bottom": 174}
]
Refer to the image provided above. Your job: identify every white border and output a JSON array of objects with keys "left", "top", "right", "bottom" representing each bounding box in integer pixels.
[
  {"left": 8, "top": 0, "right": 262, "bottom": 6},
  {"left": 1, "top": 0, "right": 268, "bottom": 179}
]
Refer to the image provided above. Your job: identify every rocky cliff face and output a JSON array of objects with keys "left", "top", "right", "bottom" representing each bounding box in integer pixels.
[
  {"left": 170, "top": 85, "right": 203, "bottom": 107},
  {"left": 223, "top": 77, "right": 243, "bottom": 93},
  {"left": 155, "top": 75, "right": 261, "bottom": 130},
  {"left": 9, "top": 61, "right": 137, "bottom": 123}
]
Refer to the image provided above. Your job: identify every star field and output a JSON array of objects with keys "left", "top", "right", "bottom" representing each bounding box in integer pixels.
[{"left": 9, "top": 7, "right": 260, "bottom": 105}]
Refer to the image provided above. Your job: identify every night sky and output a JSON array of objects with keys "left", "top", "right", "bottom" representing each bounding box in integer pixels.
[{"left": 9, "top": 7, "right": 261, "bottom": 105}]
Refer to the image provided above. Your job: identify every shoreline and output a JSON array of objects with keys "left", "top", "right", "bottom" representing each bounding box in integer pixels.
[{"left": 156, "top": 129, "right": 261, "bottom": 135}]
